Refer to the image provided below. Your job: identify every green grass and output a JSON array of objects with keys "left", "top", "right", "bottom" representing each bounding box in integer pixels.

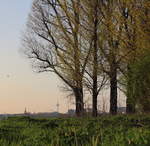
[{"left": 0, "top": 114, "right": 150, "bottom": 146}]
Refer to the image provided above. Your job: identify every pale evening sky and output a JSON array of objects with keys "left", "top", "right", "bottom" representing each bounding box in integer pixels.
[{"left": 0, "top": 0, "right": 70, "bottom": 114}]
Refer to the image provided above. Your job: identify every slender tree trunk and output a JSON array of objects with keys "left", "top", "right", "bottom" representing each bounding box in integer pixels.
[
  {"left": 126, "top": 65, "right": 136, "bottom": 113},
  {"left": 74, "top": 87, "right": 84, "bottom": 117},
  {"left": 73, "top": 0, "right": 84, "bottom": 117},
  {"left": 110, "top": 59, "right": 117, "bottom": 114},
  {"left": 126, "top": 100, "right": 136, "bottom": 114},
  {"left": 92, "top": 1, "right": 98, "bottom": 117},
  {"left": 92, "top": 85, "right": 98, "bottom": 117}
]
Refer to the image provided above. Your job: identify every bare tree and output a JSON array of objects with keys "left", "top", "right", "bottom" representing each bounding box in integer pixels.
[
  {"left": 99, "top": 0, "right": 150, "bottom": 114},
  {"left": 77, "top": 0, "right": 108, "bottom": 117},
  {"left": 22, "top": 0, "right": 92, "bottom": 116}
]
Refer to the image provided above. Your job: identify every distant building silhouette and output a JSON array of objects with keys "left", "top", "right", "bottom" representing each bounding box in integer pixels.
[
  {"left": 24, "top": 107, "right": 30, "bottom": 115},
  {"left": 56, "top": 100, "right": 59, "bottom": 113}
]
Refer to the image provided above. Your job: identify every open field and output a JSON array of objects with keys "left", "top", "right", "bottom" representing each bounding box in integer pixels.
[{"left": 0, "top": 115, "right": 150, "bottom": 146}]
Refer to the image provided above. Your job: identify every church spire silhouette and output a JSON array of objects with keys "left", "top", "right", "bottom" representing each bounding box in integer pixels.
[{"left": 56, "top": 100, "right": 59, "bottom": 113}]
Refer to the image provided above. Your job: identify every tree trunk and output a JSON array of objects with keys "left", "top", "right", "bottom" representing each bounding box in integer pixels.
[
  {"left": 110, "top": 60, "right": 117, "bottom": 114},
  {"left": 92, "top": 86, "right": 98, "bottom": 117},
  {"left": 126, "top": 101, "right": 135, "bottom": 114},
  {"left": 126, "top": 65, "right": 136, "bottom": 113},
  {"left": 92, "top": 0, "right": 98, "bottom": 117},
  {"left": 74, "top": 87, "right": 84, "bottom": 117},
  {"left": 126, "top": 80, "right": 136, "bottom": 113},
  {"left": 72, "top": 0, "right": 84, "bottom": 117}
]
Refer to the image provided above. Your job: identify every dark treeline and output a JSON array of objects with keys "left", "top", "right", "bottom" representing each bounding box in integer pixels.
[{"left": 22, "top": 0, "right": 150, "bottom": 117}]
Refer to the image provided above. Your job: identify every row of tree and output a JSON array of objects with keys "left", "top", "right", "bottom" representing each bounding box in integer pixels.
[{"left": 22, "top": 0, "right": 150, "bottom": 116}]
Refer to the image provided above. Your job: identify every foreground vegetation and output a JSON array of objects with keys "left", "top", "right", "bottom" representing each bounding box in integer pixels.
[{"left": 0, "top": 115, "right": 150, "bottom": 146}]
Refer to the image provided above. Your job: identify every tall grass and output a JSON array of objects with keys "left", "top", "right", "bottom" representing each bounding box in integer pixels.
[{"left": 0, "top": 115, "right": 150, "bottom": 145}]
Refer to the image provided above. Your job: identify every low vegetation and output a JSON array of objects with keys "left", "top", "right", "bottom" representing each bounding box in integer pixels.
[{"left": 0, "top": 115, "right": 150, "bottom": 146}]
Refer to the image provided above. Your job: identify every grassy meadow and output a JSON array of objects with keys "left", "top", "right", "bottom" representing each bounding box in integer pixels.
[{"left": 0, "top": 115, "right": 150, "bottom": 146}]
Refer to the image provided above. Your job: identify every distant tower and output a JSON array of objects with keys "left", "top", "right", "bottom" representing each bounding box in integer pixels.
[
  {"left": 24, "top": 107, "right": 27, "bottom": 115},
  {"left": 56, "top": 100, "right": 59, "bottom": 113}
]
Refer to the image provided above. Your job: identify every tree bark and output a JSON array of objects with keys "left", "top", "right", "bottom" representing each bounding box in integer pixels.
[
  {"left": 110, "top": 60, "right": 117, "bottom": 115},
  {"left": 92, "top": 86, "right": 98, "bottom": 117},
  {"left": 74, "top": 87, "right": 84, "bottom": 117},
  {"left": 73, "top": 0, "right": 84, "bottom": 117},
  {"left": 126, "top": 65, "right": 136, "bottom": 113},
  {"left": 126, "top": 102, "right": 135, "bottom": 114},
  {"left": 92, "top": 3, "right": 98, "bottom": 117}
]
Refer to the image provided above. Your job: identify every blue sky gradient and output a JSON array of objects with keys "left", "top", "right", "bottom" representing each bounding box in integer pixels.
[{"left": 0, "top": 0, "right": 69, "bottom": 114}]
